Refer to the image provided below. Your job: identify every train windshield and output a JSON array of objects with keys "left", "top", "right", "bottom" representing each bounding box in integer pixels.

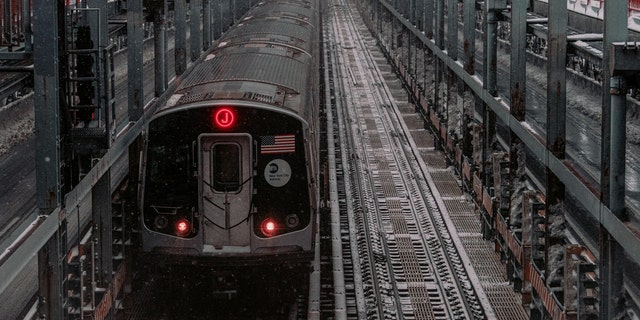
[{"left": 146, "top": 142, "right": 193, "bottom": 201}]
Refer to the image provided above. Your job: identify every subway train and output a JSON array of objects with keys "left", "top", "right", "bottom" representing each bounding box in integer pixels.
[{"left": 138, "top": 0, "right": 321, "bottom": 266}]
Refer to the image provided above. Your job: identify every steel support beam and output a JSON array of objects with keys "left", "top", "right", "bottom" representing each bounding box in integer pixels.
[
  {"left": 93, "top": 172, "right": 113, "bottom": 286},
  {"left": 190, "top": 0, "right": 202, "bottom": 62},
  {"left": 601, "top": 0, "right": 628, "bottom": 205},
  {"left": 212, "top": 0, "right": 221, "bottom": 40},
  {"left": 203, "top": 0, "right": 212, "bottom": 50},
  {"left": 376, "top": 0, "right": 640, "bottom": 269},
  {"left": 446, "top": 0, "right": 457, "bottom": 61},
  {"left": 462, "top": 0, "right": 476, "bottom": 158},
  {"left": 434, "top": 0, "right": 445, "bottom": 115},
  {"left": 609, "top": 75, "right": 626, "bottom": 224},
  {"left": 544, "top": 1, "right": 568, "bottom": 290},
  {"left": 223, "top": 0, "right": 233, "bottom": 32},
  {"left": 508, "top": 1, "right": 527, "bottom": 256},
  {"left": 33, "top": 0, "right": 63, "bottom": 214},
  {"left": 175, "top": 0, "right": 187, "bottom": 75},
  {"left": 424, "top": 0, "right": 433, "bottom": 39},
  {"left": 463, "top": 0, "right": 475, "bottom": 75},
  {"left": 415, "top": 0, "right": 424, "bottom": 30},
  {"left": 510, "top": 0, "right": 526, "bottom": 122},
  {"left": 601, "top": 41, "right": 638, "bottom": 320},
  {"left": 38, "top": 228, "right": 65, "bottom": 320},
  {"left": 153, "top": 1, "right": 168, "bottom": 96},
  {"left": 600, "top": 2, "right": 629, "bottom": 318},
  {"left": 23, "top": 0, "right": 32, "bottom": 52},
  {"left": 546, "top": 0, "right": 567, "bottom": 160},
  {"left": 127, "top": 0, "right": 144, "bottom": 121},
  {"left": 232, "top": 0, "right": 239, "bottom": 23},
  {"left": 482, "top": 0, "right": 503, "bottom": 189},
  {"left": 485, "top": 6, "right": 499, "bottom": 97}
]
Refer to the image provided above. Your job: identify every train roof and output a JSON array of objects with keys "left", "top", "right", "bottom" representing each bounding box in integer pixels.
[
  {"left": 220, "top": 19, "right": 313, "bottom": 55},
  {"left": 180, "top": 52, "right": 308, "bottom": 94},
  {"left": 160, "top": 0, "right": 319, "bottom": 123}
]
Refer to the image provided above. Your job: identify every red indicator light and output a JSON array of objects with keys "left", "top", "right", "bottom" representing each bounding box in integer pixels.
[
  {"left": 260, "top": 218, "right": 278, "bottom": 237},
  {"left": 265, "top": 221, "right": 275, "bottom": 232},
  {"left": 214, "top": 107, "right": 236, "bottom": 128},
  {"left": 175, "top": 219, "right": 191, "bottom": 237}
]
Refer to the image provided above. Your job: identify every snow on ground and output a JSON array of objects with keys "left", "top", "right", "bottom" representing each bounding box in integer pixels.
[
  {"left": 0, "top": 116, "right": 33, "bottom": 156},
  {"left": 0, "top": 96, "right": 34, "bottom": 158}
]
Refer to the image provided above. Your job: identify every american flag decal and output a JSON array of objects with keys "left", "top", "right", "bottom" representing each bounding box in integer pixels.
[{"left": 260, "top": 134, "right": 296, "bottom": 154}]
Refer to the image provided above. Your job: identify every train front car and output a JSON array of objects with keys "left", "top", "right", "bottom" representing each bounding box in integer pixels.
[{"left": 139, "top": 0, "right": 320, "bottom": 266}]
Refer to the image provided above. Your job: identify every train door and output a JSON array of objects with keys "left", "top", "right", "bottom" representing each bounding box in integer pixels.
[{"left": 199, "top": 133, "right": 253, "bottom": 249}]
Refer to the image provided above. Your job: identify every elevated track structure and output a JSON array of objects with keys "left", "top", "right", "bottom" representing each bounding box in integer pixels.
[
  {"left": 357, "top": 0, "right": 640, "bottom": 319},
  {"left": 1, "top": 0, "right": 640, "bottom": 319}
]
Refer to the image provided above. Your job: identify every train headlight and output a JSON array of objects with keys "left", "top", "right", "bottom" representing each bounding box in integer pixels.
[
  {"left": 260, "top": 218, "right": 278, "bottom": 237},
  {"left": 175, "top": 218, "right": 192, "bottom": 237}
]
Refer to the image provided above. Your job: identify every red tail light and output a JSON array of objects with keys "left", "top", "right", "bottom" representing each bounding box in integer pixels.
[
  {"left": 175, "top": 219, "right": 191, "bottom": 237},
  {"left": 260, "top": 218, "right": 278, "bottom": 237}
]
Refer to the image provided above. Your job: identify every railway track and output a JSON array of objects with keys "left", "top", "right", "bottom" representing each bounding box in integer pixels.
[
  {"left": 322, "top": 0, "right": 531, "bottom": 319},
  {"left": 326, "top": 0, "right": 487, "bottom": 318}
]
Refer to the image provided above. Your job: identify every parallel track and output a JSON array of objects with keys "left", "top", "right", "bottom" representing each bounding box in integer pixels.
[{"left": 324, "top": 0, "right": 493, "bottom": 318}]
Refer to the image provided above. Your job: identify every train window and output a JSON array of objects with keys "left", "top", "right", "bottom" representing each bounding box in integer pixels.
[{"left": 211, "top": 143, "right": 242, "bottom": 192}]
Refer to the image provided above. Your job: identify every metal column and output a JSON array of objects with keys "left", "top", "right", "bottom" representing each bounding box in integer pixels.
[
  {"left": 485, "top": 0, "right": 502, "bottom": 97},
  {"left": 203, "top": 0, "right": 212, "bottom": 49},
  {"left": 425, "top": 0, "right": 433, "bottom": 39},
  {"left": 93, "top": 173, "right": 113, "bottom": 287},
  {"left": 33, "top": 2, "right": 65, "bottom": 316},
  {"left": 190, "top": 0, "right": 202, "bottom": 62},
  {"left": 153, "top": 1, "right": 168, "bottom": 96},
  {"left": 603, "top": 41, "right": 638, "bottom": 320},
  {"left": 212, "top": 0, "right": 222, "bottom": 40},
  {"left": 434, "top": 0, "right": 444, "bottom": 114},
  {"left": 38, "top": 228, "right": 66, "bottom": 320},
  {"left": 462, "top": 0, "right": 476, "bottom": 158},
  {"left": 599, "top": 2, "right": 629, "bottom": 319},
  {"left": 33, "top": 0, "right": 63, "bottom": 214},
  {"left": 446, "top": 0, "right": 458, "bottom": 134},
  {"left": 175, "top": 0, "right": 187, "bottom": 76},
  {"left": 446, "top": 0, "right": 457, "bottom": 61},
  {"left": 510, "top": 0, "right": 526, "bottom": 122},
  {"left": 127, "top": 0, "right": 144, "bottom": 121},
  {"left": 600, "top": 0, "right": 628, "bottom": 205},
  {"left": 483, "top": 0, "right": 504, "bottom": 189},
  {"left": 23, "top": 0, "right": 33, "bottom": 52},
  {"left": 544, "top": 0, "right": 567, "bottom": 297}
]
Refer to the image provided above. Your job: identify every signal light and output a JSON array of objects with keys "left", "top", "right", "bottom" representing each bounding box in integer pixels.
[
  {"left": 260, "top": 218, "right": 278, "bottom": 237},
  {"left": 175, "top": 218, "right": 191, "bottom": 237},
  {"left": 213, "top": 107, "right": 236, "bottom": 128}
]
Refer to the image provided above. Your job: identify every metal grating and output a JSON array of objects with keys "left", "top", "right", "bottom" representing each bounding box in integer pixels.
[
  {"left": 420, "top": 151, "right": 447, "bottom": 168},
  {"left": 402, "top": 114, "right": 424, "bottom": 129},
  {"left": 397, "top": 102, "right": 416, "bottom": 114},
  {"left": 430, "top": 171, "right": 463, "bottom": 197},
  {"left": 443, "top": 199, "right": 480, "bottom": 234},
  {"left": 410, "top": 130, "right": 434, "bottom": 148}
]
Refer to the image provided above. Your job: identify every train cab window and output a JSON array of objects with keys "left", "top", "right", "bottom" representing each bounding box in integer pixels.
[{"left": 211, "top": 143, "right": 242, "bottom": 192}]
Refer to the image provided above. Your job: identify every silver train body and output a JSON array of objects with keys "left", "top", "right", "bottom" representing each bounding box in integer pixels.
[{"left": 139, "top": 0, "right": 320, "bottom": 265}]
